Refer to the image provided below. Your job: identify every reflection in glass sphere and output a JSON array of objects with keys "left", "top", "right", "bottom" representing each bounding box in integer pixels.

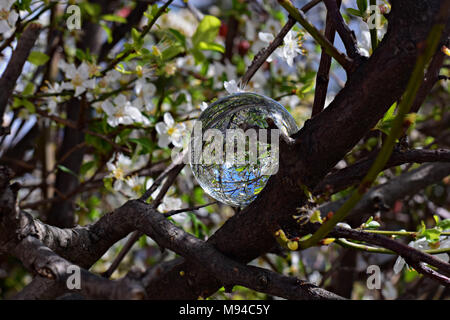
[{"left": 189, "top": 92, "right": 299, "bottom": 207}]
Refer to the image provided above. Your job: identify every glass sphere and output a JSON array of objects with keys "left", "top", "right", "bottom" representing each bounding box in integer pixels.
[{"left": 189, "top": 92, "right": 298, "bottom": 207}]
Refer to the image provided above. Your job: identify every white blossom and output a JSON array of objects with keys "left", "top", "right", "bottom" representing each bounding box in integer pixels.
[
  {"left": 107, "top": 153, "right": 132, "bottom": 191},
  {"left": 101, "top": 94, "right": 149, "bottom": 127},
  {"left": 133, "top": 81, "right": 156, "bottom": 113},
  {"left": 42, "top": 82, "right": 64, "bottom": 115},
  {"left": 258, "top": 30, "right": 304, "bottom": 66},
  {"left": 280, "top": 31, "right": 304, "bottom": 67},
  {"left": 158, "top": 195, "right": 182, "bottom": 213},
  {"left": 393, "top": 237, "right": 450, "bottom": 274},
  {"left": 0, "top": 0, "right": 19, "bottom": 34},
  {"left": 258, "top": 32, "right": 279, "bottom": 62},
  {"left": 60, "top": 62, "right": 96, "bottom": 97},
  {"left": 224, "top": 79, "right": 244, "bottom": 94},
  {"left": 155, "top": 112, "right": 186, "bottom": 148},
  {"left": 122, "top": 175, "right": 153, "bottom": 198}
]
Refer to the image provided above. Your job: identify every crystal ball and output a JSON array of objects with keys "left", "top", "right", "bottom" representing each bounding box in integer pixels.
[{"left": 189, "top": 92, "right": 299, "bottom": 207}]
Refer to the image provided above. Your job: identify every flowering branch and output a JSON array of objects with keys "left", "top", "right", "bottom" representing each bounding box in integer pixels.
[
  {"left": 298, "top": 18, "right": 446, "bottom": 249},
  {"left": 278, "top": 0, "right": 354, "bottom": 72},
  {"left": 240, "top": 0, "right": 322, "bottom": 86}
]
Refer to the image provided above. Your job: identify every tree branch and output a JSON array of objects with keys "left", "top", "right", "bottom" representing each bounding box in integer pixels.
[
  {"left": 0, "top": 168, "right": 342, "bottom": 300},
  {"left": 318, "top": 162, "right": 450, "bottom": 219},
  {"left": 0, "top": 23, "right": 42, "bottom": 121},
  {"left": 323, "top": 0, "right": 362, "bottom": 60},
  {"left": 315, "top": 148, "right": 450, "bottom": 195},
  {"left": 312, "top": 0, "right": 341, "bottom": 116},
  {"left": 240, "top": 0, "right": 322, "bottom": 86},
  {"left": 278, "top": 0, "right": 354, "bottom": 72}
]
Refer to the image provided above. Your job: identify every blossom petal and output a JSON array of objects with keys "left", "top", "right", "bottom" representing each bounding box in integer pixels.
[
  {"left": 155, "top": 122, "right": 167, "bottom": 135},
  {"left": 258, "top": 32, "right": 274, "bottom": 43},
  {"left": 164, "top": 112, "right": 175, "bottom": 127}
]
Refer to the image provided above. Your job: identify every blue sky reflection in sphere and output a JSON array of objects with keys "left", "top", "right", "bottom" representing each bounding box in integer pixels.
[{"left": 189, "top": 93, "right": 298, "bottom": 207}]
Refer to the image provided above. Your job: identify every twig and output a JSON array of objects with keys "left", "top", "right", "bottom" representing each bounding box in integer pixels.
[
  {"left": 323, "top": 0, "right": 362, "bottom": 60},
  {"left": 240, "top": 0, "right": 322, "bottom": 86},
  {"left": 101, "top": 0, "right": 174, "bottom": 76},
  {"left": 329, "top": 227, "right": 450, "bottom": 278},
  {"left": 312, "top": 0, "right": 340, "bottom": 116},
  {"left": 164, "top": 201, "right": 218, "bottom": 217},
  {"left": 278, "top": 0, "right": 354, "bottom": 72},
  {"left": 314, "top": 148, "right": 450, "bottom": 195}
]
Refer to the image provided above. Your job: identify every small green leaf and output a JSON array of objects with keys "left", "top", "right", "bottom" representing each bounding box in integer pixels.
[
  {"left": 22, "top": 82, "right": 35, "bottom": 96},
  {"left": 437, "top": 219, "right": 450, "bottom": 231},
  {"left": 346, "top": 8, "right": 363, "bottom": 17},
  {"left": 197, "top": 41, "right": 225, "bottom": 53},
  {"left": 80, "top": 161, "right": 96, "bottom": 175},
  {"left": 422, "top": 228, "right": 441, "bottom": 243},
  {"left": 21, "top": 99, "right": 35, "bottom": 113},
  {"left": 28, "top": 51, "right": 49, "bottom": 66},
  {"left": 310, "top": 210, "right": 323, "bottom": 224},
  {"left": 130, "top": 138, "right": 154, "bottom": 154},
  {"left": 57, "top": 165, "right": 79, "bottom": 179},
  {"left": 192, "top": 15, "right": 221, "bottom": 48},
  {"left": 100, "top": 22, "right": 113, "bottom": 43},
  {"left": 357, "top": 0, "right": 368, "bottom": 13},
  {"left": 101, "top": 14, "right": 127, "bottom": 23}
]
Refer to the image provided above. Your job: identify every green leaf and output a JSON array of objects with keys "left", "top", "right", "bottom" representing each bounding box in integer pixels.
[
  {"left": 28, "top": 51, "right": 49, "bottom": 66},
  {"left": 421, "top": 228, "right": 441, "bottom": 244},
  {"left": 21, "top": 99, "right": 35, "bottom": 113},
  {"left": 437, "top": 219, "right": 450, "bottom": 231},
  {"left": 197, "top": 41, "right": 225, "bottom": 53},
  {"left": 80, "top": 2, "right": 101, "bottom": 17},
  {"left": 101, "top": 14, "right": 127, "bottom": 23},
  {"left": 346, "top": 8, "right": 363, "bottom": 17},
  {"left": 131, "top": 28, "right": 143, "bottom": 49},
  {"left": 130, "top": 138, "right": 154, "bottom": 154},
  {"left": 192, "top": 15, "right": 221, "bottom": 48},
  {"left": 162, "top": 45, "right": 185, "bottom": 61},
  {"left": 80, "top": 161, "right": 96, "bottom": 175},
  {"left": 22, "top": 82, "right": 35, "bottom": 96},
  {"left": 16, "top": 0, "right": 32, "bottom": 12},
  {"left": 376, "top": 103, "right": 397, "bottom": 134},
  {"left": 357, "top": 0, "right": 368, "bottom": 13},
  {"left": 100, "top": 22, "right": 113, "bottom": 44},
  {"left": 57, "top": 165, "right": 79, "bottom": 179}
]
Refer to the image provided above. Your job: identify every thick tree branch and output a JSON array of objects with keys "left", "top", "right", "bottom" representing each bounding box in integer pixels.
[
  {"left": 142, "top": 0, "right": 450, "bottom": 299},
  {"left": 315, "top": 148, "right": 450, "bottom": 195},
  {"left": 318, "top": 162, "right": 450, "bottom": 219},
  {"left": 328, "top": 226, "right": 450, "bottom": 281},
  {"left": 0, "top": 168, "right": 342, "bottom": 300},
  {"left": 11, "top": 235, "right": 146, "bottom": 299}
]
